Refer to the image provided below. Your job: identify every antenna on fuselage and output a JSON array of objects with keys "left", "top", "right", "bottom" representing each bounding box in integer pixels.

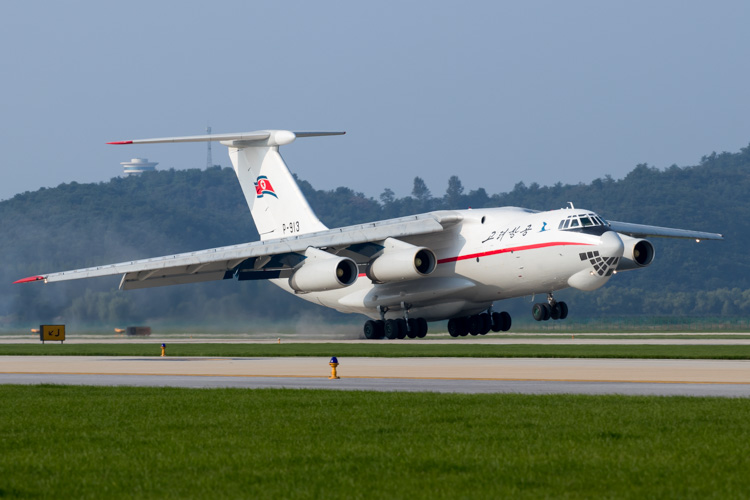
[{"left": 567, "top": 202, "right": 575, "bottom": 209}]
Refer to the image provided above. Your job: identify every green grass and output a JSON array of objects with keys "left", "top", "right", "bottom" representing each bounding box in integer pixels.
[
  {"left": 2, "top": 342, "right": 750, "bottom": 359},
  {"left": 1, "top": 386, "right": 748, "bottom": 499}
]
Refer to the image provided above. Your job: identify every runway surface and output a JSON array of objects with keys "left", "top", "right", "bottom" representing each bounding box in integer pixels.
[{"left": 2, "top": 355, "right": 749, "bottom": 397}]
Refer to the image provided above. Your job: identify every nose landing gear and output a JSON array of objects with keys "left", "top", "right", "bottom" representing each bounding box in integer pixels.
[{"left": 532, "top": 293, "right": 568, "bottom": 322}]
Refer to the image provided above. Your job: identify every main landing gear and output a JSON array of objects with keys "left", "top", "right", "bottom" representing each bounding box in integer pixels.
[
  {"left": 363, "top": 305, "right": 429, "bottom": 340},
  {"left": 363, "top": 318, "right": 428, "bottom": 339},
  {"left": 447, "top": 310, "right": 511, "bottom": 337},
  {"left": 532, "top": 293, "right": 568, "bottom": 322}
]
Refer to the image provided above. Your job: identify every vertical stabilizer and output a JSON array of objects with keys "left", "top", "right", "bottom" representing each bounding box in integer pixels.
[{"left": 225, "top": 131, "right": 329, "bottom": 240}]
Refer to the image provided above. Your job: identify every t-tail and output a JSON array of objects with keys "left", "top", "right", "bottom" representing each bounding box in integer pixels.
[{"left": 109, "top": 130, "right": 344, "bottom": 240}]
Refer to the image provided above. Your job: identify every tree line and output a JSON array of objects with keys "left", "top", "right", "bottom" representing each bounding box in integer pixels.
[{"left": 1, "top": 142, "right": 748, "bottom": 329}]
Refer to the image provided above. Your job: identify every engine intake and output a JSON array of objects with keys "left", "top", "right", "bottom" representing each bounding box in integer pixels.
[
  {"left": 616, "top": 235, "right": 655, "bottom": 271},
  {"left": 368, "top": 238, "right": 437, "bottom": 283},
  {"left": 289, "top": 248, "right": 358, "bottom": 292}
]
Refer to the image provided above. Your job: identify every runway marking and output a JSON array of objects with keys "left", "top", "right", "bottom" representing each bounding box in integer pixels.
[{"left": 3, "top": 371, "right": 750, "bottom": 386}]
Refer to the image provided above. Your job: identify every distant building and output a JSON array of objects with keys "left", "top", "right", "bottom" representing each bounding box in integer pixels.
[{"left": 121, "top": 158, "right": 158, "bottom": 176}]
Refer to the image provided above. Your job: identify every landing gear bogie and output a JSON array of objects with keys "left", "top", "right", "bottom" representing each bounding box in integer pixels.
[
  {"left": 532, "top": 295, "right": 569, "bottom": 322},
  {"left": 367, "top": 316, "right": 428, "bottom": 340}
]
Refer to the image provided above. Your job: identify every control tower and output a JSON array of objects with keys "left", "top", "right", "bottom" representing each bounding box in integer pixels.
[{"left": 121, "top": 158, "right": 158, "bottom": 176}]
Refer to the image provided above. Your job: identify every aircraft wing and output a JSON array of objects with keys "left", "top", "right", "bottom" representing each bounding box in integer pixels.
[
  {"left": 608, "top": 221, "right": 723, "bottom": 241},
  {"left": 15, "top": 212, "right": 462, "bottom": 290}
]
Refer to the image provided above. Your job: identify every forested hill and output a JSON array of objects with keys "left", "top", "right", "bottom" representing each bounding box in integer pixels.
[{"left": 1, "top": 143, "right": 748, "bottom": 329}]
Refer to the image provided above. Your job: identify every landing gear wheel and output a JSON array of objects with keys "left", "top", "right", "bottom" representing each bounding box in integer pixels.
[
  {"left": 558, "top": 301, "right": 569, "bottom": 320},
  {"left": 499, "top": 311, "right": 511, "bottom": 332},
  {"left": 458, "top": 317, "right": 469, "bottom": 336},
  {"left": 479, "top": 314, "right": 491, "bottom": 335},
  {"left": 375, "top": 320, "right": 385, "bottom": 338},
  {"left": 396, "top": 318, "right": 407, "bottom": 339},
  {"left": 490, "top": 312, "right": 503, "bottom": 332},
  {"left": 416, "top": 318, "right": 428, "bottom": 338},
  {"left": 448, "top": 319, "right": 460, "bottom": 337},
  {"left": 468, "top": 315, "right": 481, "bottom": 335},
  {"left": 406, "top": 318, "right": 418, "bottom": 339},
  {"left": 550, "top": 303, "right": 561, "bottom": 320},
  {"left": 384, "top": 319, "right": 399, "bottom": 339},
  {"left": 364, "top": 320, "right": 378, "bottom": 339},
  {"left": 541, "top": 303, "right": 551, "bottom": 321},
  {"left": 532, "top": 303, "right": 545, "bottom": 321}
]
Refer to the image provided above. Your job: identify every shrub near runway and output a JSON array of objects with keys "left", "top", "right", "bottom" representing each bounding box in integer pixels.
[{"left": 1, "top": 386, "right": 749, "bottom": 498}]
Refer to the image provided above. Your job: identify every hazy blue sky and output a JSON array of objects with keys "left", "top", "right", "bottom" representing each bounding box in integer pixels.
[{"left": 1, "top": 1, "right": 748, "bottom": 202}]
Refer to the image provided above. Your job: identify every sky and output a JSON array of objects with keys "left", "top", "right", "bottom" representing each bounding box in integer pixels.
[{"left": 1, "top": 1, "right": 749, "bottom": 203}]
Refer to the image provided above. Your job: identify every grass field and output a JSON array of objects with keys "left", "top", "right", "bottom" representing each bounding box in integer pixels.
[
  {"left": 1, "top": 385, "right": 748, "bottom": 499},
  {"left": 1, "top": 342, "right": 750, "bottom": 359}
]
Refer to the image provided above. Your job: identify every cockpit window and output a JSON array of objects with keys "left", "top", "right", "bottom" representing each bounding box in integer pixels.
[{"left": 559, "top": 213, "right": 606, "bottom": 231}]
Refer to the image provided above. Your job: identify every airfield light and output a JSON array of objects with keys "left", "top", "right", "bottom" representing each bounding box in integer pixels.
[
  {"left": 329, "top": 356, "right": 340, "bottom": 379},
  {"left": 161, "top": 343, "right": 166, "bottom": 357}
]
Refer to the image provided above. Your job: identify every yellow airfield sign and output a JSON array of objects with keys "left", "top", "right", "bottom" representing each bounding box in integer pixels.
[{"left": 40, "top": 325, "right": 65, "bottom": 343}]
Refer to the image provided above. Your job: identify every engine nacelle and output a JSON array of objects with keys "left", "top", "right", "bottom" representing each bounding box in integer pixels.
[
  {"left": 289, "top": 248, "right": 358, "bottom": 292},
  {"left": 368, "top": 238, "right": 437, "bottom": 283},
  {"left": 616, "top": 235, "right": 655, "bottom": 271}
]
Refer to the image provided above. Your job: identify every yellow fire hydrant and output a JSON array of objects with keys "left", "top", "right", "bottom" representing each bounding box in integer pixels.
[
  {"left": 161, "top": 343, "right": 166, "bottom": 357},
  {"left": 329, "top": 356, "right": 340, "bottom": 379}
]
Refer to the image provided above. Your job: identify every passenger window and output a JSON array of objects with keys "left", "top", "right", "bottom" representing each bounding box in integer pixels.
[
  {"left": 570, "top": 219, "right": 580, "bottom": 227},
  {"left": 580, "top": 217, "right": 593, "bottom": 226}
]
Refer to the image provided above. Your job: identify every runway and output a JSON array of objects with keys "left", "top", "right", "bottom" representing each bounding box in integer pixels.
[{"left": 2, "top": 355, "right": 749, "bottom": 397}]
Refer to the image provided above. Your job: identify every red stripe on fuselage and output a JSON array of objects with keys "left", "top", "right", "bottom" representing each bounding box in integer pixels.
[{"left": 437, "top": 241, "right": 592, "bottom": 265}]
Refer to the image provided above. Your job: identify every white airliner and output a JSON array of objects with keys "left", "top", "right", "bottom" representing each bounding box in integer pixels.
[{"left": 15, "top": 130, "right": 723, "bottom": 339}]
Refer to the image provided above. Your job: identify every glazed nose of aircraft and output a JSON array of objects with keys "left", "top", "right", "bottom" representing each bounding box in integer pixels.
[{"left": 567, "top": 230, "right": 625, "bottom": 291}]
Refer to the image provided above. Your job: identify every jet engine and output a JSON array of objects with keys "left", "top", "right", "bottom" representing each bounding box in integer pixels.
[
  {"left": 367, "top": 238, "right": 437, "bottom": 283},
  {"left": 289, "top": 248, "right": 358, "bottom": 292},
  {"left": 616, "top": 235, "right": 655, "bottom": 271}
]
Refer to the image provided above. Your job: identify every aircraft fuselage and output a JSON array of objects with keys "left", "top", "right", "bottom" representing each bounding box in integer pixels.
[{"left": 273, "top": 206, "right": 625, "bottom": 321}]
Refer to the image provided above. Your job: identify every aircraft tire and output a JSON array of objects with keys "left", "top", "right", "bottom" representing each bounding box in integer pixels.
[
  {"left": 490, "top": 312, "right": 503, "bottom": 332},
  {"left": 541, "top": 303, "right": 552, "bottom": 321},
  {"left": 384, "top": 319, "right": 399, "bottom": 339},
  {"left": 468, "top": 315, "right": 481, "bottom": 335},
  {"left": 396, "top": 318, "right": 407, "bottom": 339},
  {"left": 458, "top": 317, "right": 469, "bottom": 336},
  {"left": 364, "top": 320, "right": 378, "bottom": 339},
  {"left": 375, "top": 320, "right": 385, "bottom": 338},
  {"left": 558, "top": 302, "right": 569, "bottom": 320},
  {"left": 550, "top": 303, "right": 562, "bottom": 320},
  {"left": 406, "top": 318, "right": 418, "bottom": 339},
  {"left": 499, "top": 311, "right": 512, "bottom": 332},
  {"left": 416, "top": 318, "right": 428, "bottom": 338},
  {"left": 448, "top": 319, "right": 460, "bottom": 337},
  {"left": 532, "top": 303, "right": 545, "bottom": 321},
  {"left": 479, "top": 314, "right": 491, "bottom": 335}
]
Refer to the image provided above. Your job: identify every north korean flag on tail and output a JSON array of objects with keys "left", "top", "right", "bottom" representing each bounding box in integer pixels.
[{"left": 255, "top": 176, "right": 277, "bottom": 198}]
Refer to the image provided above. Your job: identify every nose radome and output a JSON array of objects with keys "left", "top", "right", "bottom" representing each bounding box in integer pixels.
[{"left": 600, "top": 230, "right": 624, "bottom": 259}]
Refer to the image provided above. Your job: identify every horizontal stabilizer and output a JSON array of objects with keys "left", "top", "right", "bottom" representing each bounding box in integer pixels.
[{"left": 108, "top": 130, "right": 344, "bottom": 146}]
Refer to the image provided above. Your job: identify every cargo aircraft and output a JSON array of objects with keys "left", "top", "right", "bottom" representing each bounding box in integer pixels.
[{"left": 15, "top": 130, "right": 723, "bottom": 339}]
